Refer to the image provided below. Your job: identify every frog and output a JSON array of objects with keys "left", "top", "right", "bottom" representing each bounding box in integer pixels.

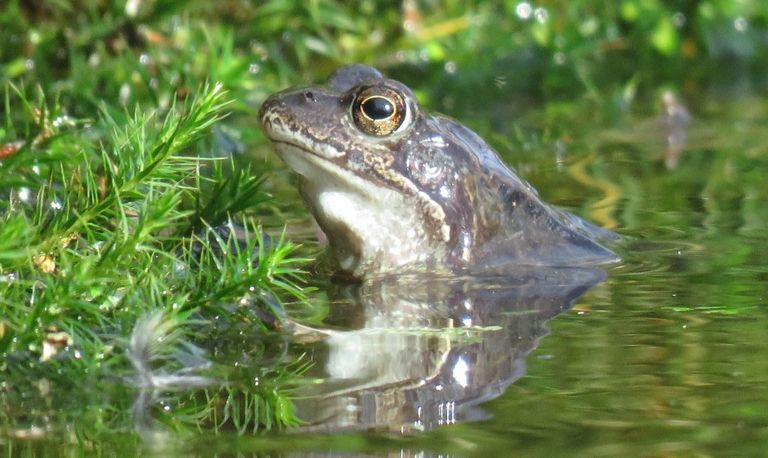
[{"left": 259, "top": 64, "right": 618, "bottom": 279}]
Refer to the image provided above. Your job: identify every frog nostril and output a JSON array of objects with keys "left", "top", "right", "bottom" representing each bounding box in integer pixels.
[{"left": 303, "top": 91, "right": 316, "bottom": 102}]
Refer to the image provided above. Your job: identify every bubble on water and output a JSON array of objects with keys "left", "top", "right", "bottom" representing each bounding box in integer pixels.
[
  {"left": 248, "top": 63, "right": 260, "bottom": 74},
  {"left": 139, "top": 53, "right": 150, "bottom": 65},
  {"left": 444, "top": 61, "right": 457, "bottom": 74},
  {"left": 88, "top": 52, "right": 100, "bottom": 67},
  {"left": 734, "top": 17, "right": 748, "bottom": 32},
  {"left": 369, "top": 29, "right": 384, "bottom": 44},
  {"left": 516, "top": 2, "right": 532, "bottom": 20},
  {"left": 673, "top": 12, "right": 686, "bottom": 27}
]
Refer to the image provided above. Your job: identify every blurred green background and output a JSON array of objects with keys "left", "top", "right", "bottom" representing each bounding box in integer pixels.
[
  {"left": 2, "top": 0, "right": 768, "bottom": 455},
  {"left": 4, "top": 0, "right": 768, "bottom": 118}
]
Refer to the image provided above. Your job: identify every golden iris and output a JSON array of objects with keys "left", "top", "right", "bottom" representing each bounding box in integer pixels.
[{"left": 352, "top": 86, "right": 407, "bottom": 136}]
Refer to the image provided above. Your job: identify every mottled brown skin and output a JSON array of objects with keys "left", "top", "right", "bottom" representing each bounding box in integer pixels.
[{"left": 259, "top": 64, "right": 617, "bottom": 278}]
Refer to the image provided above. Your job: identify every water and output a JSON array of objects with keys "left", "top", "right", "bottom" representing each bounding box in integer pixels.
[
  {"left": 207, "top": 86, "right": 767, "bottom": 454},
  {"left": 4, "top": 80, "right": 768, "bottom": 457},
  {"left": 290, "top": 268, "right": 606, "bottom": 434},
  {"left": 256, "top": 83, "right": 768, "bottom": 454}
]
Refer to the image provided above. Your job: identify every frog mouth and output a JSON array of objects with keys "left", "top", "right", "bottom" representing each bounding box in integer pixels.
[
  {"left": 267, "top": 139, "right": 386, "bottom": 200},
  {"left": 260, "top": 109, "right": 346, "bottom": 161},
  {"left": 260, "top": 109, "right": 375, "bottom": 188},
  {"left": 269, "top": 139, "right": 348, "bottom": 180}
]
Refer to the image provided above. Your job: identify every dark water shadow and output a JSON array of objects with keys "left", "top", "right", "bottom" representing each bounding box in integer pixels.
[{"left": 291, "top": 266, "right": 607, "bottom": 433}]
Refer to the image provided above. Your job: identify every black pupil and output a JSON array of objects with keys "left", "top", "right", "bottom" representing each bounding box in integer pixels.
[{"left": 362, "top": 97, "right": 394, "bottom": 120}]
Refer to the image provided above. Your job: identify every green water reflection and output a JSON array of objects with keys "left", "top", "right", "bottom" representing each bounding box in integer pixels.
[{"left": 263, "top": 84, "right": 764, "bottom": 454}]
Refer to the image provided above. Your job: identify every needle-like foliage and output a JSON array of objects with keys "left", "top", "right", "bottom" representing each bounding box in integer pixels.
[{"left": 0, "top": 79, "right": 313, "bottom": 439}]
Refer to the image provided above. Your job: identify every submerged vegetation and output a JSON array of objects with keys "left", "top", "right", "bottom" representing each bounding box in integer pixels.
[{"left": 1, "top": 0, "right": 768, "bottom": 453}]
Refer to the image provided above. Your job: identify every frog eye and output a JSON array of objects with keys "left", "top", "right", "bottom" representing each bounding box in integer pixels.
[{"left": 351, "top": 85, "right": 412, "bottom": 136}]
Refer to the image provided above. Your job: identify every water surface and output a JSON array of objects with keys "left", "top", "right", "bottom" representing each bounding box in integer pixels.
[
  {"left": 5, "top": 75, "right": 768, "bottom": 457},
  {"left": 263, "top": 84, "right": 768, "bottom": 455}
]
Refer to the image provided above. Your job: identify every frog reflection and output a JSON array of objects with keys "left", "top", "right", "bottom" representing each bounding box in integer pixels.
[{"left": 292, "top": 267, "right": 605, "bottom": 432}]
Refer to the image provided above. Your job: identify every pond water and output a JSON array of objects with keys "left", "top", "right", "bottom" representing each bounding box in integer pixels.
[
  {"left": 5, "top": 72, "right": 768, "bottom": 457},
  {"left": 255, "top": 84, "right": 767, "bottom": 456}
]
